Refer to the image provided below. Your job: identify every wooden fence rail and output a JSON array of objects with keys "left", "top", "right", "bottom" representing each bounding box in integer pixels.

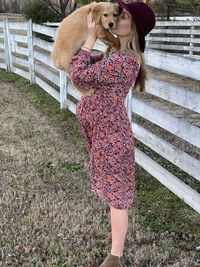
[
  {"left": 147, "top": 20, "right": 200, "bottom": 57},
  {"left": 0, "top": 18, "right": 200, "bottom": 213}
]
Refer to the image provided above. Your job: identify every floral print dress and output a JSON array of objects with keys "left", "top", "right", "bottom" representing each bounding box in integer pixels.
[{"left": 70, "top": 49, "right": 140, "bottom": 209}]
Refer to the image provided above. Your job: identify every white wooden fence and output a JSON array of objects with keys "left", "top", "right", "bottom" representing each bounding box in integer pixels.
[
  {"left": 0, "top": 18, "right": 200, "bottom": 214},
  {"left": 147, "top": 20, "right": 200, "bottom": 57}
]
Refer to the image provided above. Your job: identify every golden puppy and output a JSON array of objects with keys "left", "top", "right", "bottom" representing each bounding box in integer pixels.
[{"left": 51, "top": 2, "right": 120, "bottom": 73}]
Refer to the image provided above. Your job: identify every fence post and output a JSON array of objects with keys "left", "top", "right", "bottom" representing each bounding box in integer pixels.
[
  {"left": 27, "top": 19, "right": 35, "bottom": 84},
  {"left": 125, "top": 89, "right": 132, "bottom": 123},
  {"left": 3, "top": 18, "right": 12, "bottom": 72},
  {"left": 189, "top": 25, "right": 194, "bottom": 56},
  {"left": 59, "top": 70, "right": 68, "bottom": 109},
  {"left": 146, "top": 33, "right": 150, "bottom": 48}
]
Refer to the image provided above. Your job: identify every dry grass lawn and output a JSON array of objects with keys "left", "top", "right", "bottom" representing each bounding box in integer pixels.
[{"left": 0, "top": 70, "right": 200, "bottom": 267}]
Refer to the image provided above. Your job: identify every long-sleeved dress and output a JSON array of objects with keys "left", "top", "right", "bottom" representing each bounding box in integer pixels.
[{"left": 69, "top": 49, "right": 140, "bottom": 209}]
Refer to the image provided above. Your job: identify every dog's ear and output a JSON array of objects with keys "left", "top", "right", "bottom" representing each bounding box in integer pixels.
[
  {"left": 91, "top": 3, "right": 103, "bottom": 24},
  {"left": 113, "top": 3, "right": 123, "bottom": 15}
]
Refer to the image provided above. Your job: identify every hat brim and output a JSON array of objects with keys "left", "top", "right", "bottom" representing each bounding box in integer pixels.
[{"left": 117, "top": 0, "right": 146, "bottom": 52}]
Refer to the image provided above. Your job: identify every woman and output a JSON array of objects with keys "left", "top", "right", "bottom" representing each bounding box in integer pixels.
[{"left": 69, "top": 1, "right": 155, "bottom": 266}]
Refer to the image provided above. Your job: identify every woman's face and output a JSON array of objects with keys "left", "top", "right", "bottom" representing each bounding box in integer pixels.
[{"left": 111, "top": 8, "right": 133, "bottom": 37}]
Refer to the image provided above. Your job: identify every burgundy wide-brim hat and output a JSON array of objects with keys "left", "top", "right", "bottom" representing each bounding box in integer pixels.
[{"left": 117, "top": 0, "right": 156, "bottom": 52}]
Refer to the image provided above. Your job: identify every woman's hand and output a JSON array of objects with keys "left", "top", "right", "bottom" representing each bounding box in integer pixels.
[
  {"left": 86, "top": 10, "right": 99, "bottom": 41},
  {"left": 81, "top": 11, "right": 99, "bottom": 51}
]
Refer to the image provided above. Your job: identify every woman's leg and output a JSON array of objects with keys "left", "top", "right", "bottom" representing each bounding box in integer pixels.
[{"left": 110, "top": 206, "right": 128, "bottom": 257}]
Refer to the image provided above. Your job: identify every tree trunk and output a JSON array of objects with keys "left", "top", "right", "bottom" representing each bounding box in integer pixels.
[{"left": 167, "top": 3, "right": 171, "bottom": 20}]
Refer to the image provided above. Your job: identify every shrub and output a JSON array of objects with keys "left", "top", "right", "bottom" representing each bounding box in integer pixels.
[{"left": 22, "top": 0, "right": 59, "bottom": 23}]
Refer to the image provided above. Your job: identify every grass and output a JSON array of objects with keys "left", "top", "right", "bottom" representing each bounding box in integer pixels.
[
  {"left": 0, "top": 68, "right": 200, "bottom": 266},
  {"left": 135, "top": 166, "right": 200, "bottom": 235},
  {"left": 0, "top": 69, "right": 87, "bottom": 156}
]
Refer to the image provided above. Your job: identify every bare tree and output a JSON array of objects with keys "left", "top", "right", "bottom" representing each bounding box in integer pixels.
[
  {"left": 1, "top": 0, "right": 7, "bottom": 12},
  {"left": 151, "top": 0, "right": 200, "bottom": 19},
  {"left": 0, "top": 0, "right": 3, "bottom": 12},
  {"left": 0, "top": 0, "right": 22, "bottom": 13},
  {"left": 10, "top": 0, "right": 20, "bottom": 12},
  {"left": 0, "top": 0, "right": 78, "bottom": 16},
  {"left": 41, "top": 0, "right": 77, "bottom": 18}
]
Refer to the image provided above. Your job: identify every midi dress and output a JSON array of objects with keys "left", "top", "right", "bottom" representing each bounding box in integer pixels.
[{"left": 69, "top": 49, "right": 140, "bottom": 209}]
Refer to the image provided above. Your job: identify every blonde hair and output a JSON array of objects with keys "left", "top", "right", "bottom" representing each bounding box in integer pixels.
[{"left": 126, "top": 24, "right": 147, "bottom": 93}]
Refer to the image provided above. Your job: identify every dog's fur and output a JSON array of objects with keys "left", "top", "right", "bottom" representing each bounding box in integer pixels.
[{"left": 51, "top": 2, "right": 120, "bottom": 73}]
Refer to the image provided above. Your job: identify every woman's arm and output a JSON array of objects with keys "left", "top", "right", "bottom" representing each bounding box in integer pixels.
[{"left": 69, "top": 50, "right": 139, "bottom": 90}]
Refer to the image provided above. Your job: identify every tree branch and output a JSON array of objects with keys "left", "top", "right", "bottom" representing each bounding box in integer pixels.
[{"left": 41, "top": 0, "right": 61, "bottom": 15}]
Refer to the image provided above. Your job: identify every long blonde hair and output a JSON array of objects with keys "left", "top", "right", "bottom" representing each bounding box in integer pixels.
[{"left": 126, "top": 23, "right": 147, "bottom": 93}]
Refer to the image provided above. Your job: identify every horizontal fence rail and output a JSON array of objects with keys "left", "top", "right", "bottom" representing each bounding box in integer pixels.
[
  {"left": 147, "top": 20, "right": 200, "bottom": 57},
  {"left": 145, "top": 48, "right": 200, "bottom": 81},
  {"left": 0, "top": 18, "right": 200, "bottom": 213},
  {"left": 146, "top": 79, "right": 200, "bottom": 113}
]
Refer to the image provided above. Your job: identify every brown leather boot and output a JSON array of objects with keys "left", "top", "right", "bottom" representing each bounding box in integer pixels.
[{"left": 99, "top": 253, "right": 125, "bottom": 267}]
